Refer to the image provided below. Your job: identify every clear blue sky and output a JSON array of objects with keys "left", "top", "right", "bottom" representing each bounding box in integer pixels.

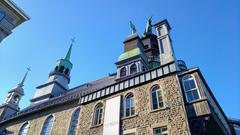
[{"left": 0, "top": 0, "right": 239, "bottom": 119}]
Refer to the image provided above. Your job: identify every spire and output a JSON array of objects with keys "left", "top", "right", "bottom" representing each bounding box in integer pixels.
[
  {"left": 130, "top": 21, "right": 137, "bottom": 34},
  {"left": 64, "top": 38, "right": 75, "bottom": 61},
  {"left": 18, "top": 68, "right": 30, "bottom": 87},
  {"left": 143, "top": 16, "right": 153, "bottom": 36}
]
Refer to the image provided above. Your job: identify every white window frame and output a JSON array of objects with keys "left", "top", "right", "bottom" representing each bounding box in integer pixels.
[
  {"left": 18, "top": 122, "right": 29, "bottom": 135},
  {"left": 182, "top": 74, "right": 201, "bottom": 102},
  {"left": 68, "top": 108, "right": 80, "bottom": 135},
  {"left": 93, "top": 103, "right": 103, "bottom": 126},
  {"left": 153, "top": 126, "right": 168, "bottom": 135},
  {"left": 120, "top": 67, "right": 127, "bottom": 77},
  {"left": 130, "top": 63, "right": 137, "bottom": 75},
  {"left": 41, "top": 115, "right": 55, "bottom": 135},
  {"left": 150, "top": 85, "right": 164, "bottom": 110},
  {"left": 124, "top": 93, "right": 135, "bottom": 117}
]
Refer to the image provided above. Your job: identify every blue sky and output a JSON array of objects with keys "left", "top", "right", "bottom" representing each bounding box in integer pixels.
[{"left": 0, "top": 0, "right": 239, "bottom": 119}]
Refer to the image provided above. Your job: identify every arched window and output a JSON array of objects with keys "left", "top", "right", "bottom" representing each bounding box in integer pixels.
[
  {"left": 151, "top": 85, "right": 164, "bottom": 110},
  {"left": 130, "top": 64, "right": 137, "bottom": 75},
  {"left": 124, "top": 93, "right": 135, "bottom": 117},
  {"left": 120, "top": 67, "right": 127, "bottom": 77},
  {"left": 182, "top": 74, "right": 200, "bottom": 102},
  {"left": 18, "top": 122, "right": 29, "bottom": 135},
  {"left": 59, "top": 66, "right": 64, "bottom": 73},
  {"left": 68, "top": 108, "right": 80, "bottom": 135},
  {"left": 65, "top": 68, "right": 69, "bottom": 75},
  {"left": 93, "top": 103, "right": 103, "bottom": 126},
  {"left": 41, "top": 115, "right": 54, "bottom": 135},
  {"left": 13, "top": 95, "right": 20, "bottom": 104}
]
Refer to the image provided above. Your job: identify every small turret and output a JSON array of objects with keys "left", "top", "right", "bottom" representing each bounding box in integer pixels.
[
  {"left": 0, "top": 69, "right": 30, "bottom": 120},
  {"left": 31, "top": 39, "right": 75, "bottom": 104}
]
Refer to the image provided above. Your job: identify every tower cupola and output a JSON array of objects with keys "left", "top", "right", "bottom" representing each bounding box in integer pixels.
[
  {"left": 31, "top": 39, "right": 75, "bottom": 104},
  {"left": 0, "top": 69, "right": 29, "bottom": 120},
  {"left": 54, "top": 43, "right": 73, "bottom": 77}
]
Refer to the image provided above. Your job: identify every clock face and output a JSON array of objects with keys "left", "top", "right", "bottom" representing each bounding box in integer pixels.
[{"left": 0, "top": 11, "right": 6, "bottom": 21}]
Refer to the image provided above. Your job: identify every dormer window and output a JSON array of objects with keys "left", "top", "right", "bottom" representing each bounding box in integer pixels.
[
  {"left": 130, "top": 64, "right": 137, "bottom": 75},
  {"left": 120, "top": 67, "right": 127, "bottom": 77}
]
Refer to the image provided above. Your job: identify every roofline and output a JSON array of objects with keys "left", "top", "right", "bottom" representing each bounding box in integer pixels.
[
  {"left": 3, "top": 0, "right": 30, "bottom": 20},
  {"left": 153, "top": 19, "right": 171, "bottom": 30}
]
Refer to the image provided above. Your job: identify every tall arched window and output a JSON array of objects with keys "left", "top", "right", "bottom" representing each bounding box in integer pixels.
[
  {"left": 120, "top": 67, "right": 127, "bottom": 77},
  {"left": 41, "top": 115, "right": 54, "bottom": 135},
  {"left": 93, "top": 103, "right": 103, "bottom": 126},
  {"left": 130, "top": 64, "right": 137, "bottom": 75},
  {"left": 182, "top": 74, "right": 200, "bottom": 102},
  {"left": 18, "top": 122, "right": 29, "bottom": 135},
  {"left": 68, "top": 108, "right": 80, "bottom": 135},
  {"left": 151, "top": 85, "right": 164, "bottom": 110},
  {"left": 124, "top": 93, "right": 135, "bottom": 117}
]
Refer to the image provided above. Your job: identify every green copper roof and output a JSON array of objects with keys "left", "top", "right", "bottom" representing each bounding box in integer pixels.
[
  {"left": 118, "top": 48, "right": 141, "bottom": 61},
  {"left": 64, "top": 44, "right": 72, "bottom": 61}
]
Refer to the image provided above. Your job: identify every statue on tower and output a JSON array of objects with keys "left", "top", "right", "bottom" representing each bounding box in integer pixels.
[
  {"left": 143, "top": 16, "right": 153, "bottom": 36},
  {"left": 130, "top": 21, "right": 137, "bottom": 34}
]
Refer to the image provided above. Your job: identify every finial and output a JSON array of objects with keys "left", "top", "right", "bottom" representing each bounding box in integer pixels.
[
  {"left": 144, "top": 16, "right": 153, "bottom": 36},
  {"left": 64, "top": 38, "right": 75, "bottom": 61},
  {"left": 130, "top": 21, "right": 137, "bottom": 34},
  {"left": 19, "top": 68, "right": 30, "bottom": 87}
]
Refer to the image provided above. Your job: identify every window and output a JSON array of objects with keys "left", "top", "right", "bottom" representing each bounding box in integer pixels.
[
  {"left": 153, "top": 127, "right": 168, "bottom": 135},
  {"left": 130, "top": 64, "right": 137, "bottom": 75},
  {"left": 65, "top": 68, "right": 69, "bottom": 75},
  {"left": 159, "top": 38, "right": 165, "bottom": 54},
  {"left": 59, "top": 66, "right": 64, "bottom": 73},
  {"left": 182, "top": 74, "right": 200, "bottom": 102},
  {"left": 93, "top": 103, "right": 103, "bottom": 126},
  {"left": 124, "top": 93, "right": 135, "bottom": 117},
  {"left": 120, "top": 67, "right": 127, "bottom": 77},
  {"left": 151, "top": 85, "right": 164, "bottom": 110},
  {"left": 41, "top": 115, "right": 54, "bottom": 135},
  {"left": 18, "top": 122, "right": 29, "bottom": 135},
  {"left": 68, "top": 108, "right": 80, "bottom": 135},
  {"left": 13, "top": 95, "right": 20, "bottom": 104}
]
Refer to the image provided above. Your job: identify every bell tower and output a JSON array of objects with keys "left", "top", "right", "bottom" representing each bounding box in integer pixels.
[
  {"left": 154, "top": 19, "right": 176, "bottom": 66},
  {"left": 0, "top": 69, "right": 29, "bottom": 120},
  {"left": 31, "top": 40, "right": 74, "bottom": 104}
]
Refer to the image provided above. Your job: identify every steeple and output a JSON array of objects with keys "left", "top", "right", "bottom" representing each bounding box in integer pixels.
[
  {"left": 31, "top": 39, "right": 75, "bottom": 104},
  {"left": 64, "top": 38, "right": 74, "bottom": 61},
  {"left": 0, "top": 69, "right": 29, "bottom": 120},
  {"left": 54, "top": 39, "right": 74, "bottom": 78},
  {"left": 18, "top": 68, "right": 30, "bottom": 87}
]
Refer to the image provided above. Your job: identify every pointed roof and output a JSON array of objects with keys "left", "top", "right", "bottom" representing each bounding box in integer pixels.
[
  {"left": 64, "top": 38, "right": 75, "bottom": 61},
  {"left": 18, "top": 68, "right": 30, "bottom": 87},
  {"left": 9, "top": 69, "right": 30, "bottom": 95}
]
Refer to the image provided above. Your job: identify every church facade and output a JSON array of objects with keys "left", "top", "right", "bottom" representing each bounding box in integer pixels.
[{"left": 0, "top": 19, "right": 236, "bottom": 135}]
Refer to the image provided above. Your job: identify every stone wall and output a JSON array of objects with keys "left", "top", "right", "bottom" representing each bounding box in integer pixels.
[
  {"left": 2, "top": 100, "right": 79, "bottom": 135},
  {"left": 78, "top": 74, "right": 190, "bottom": 135},
  {"left": 2, "top": 74, "right": 190, "bottom": 135}
]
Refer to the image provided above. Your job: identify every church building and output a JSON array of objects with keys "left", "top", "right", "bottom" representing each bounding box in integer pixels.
[{"left": 0, "top": 18, "right": 236, "bottom": 135}]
